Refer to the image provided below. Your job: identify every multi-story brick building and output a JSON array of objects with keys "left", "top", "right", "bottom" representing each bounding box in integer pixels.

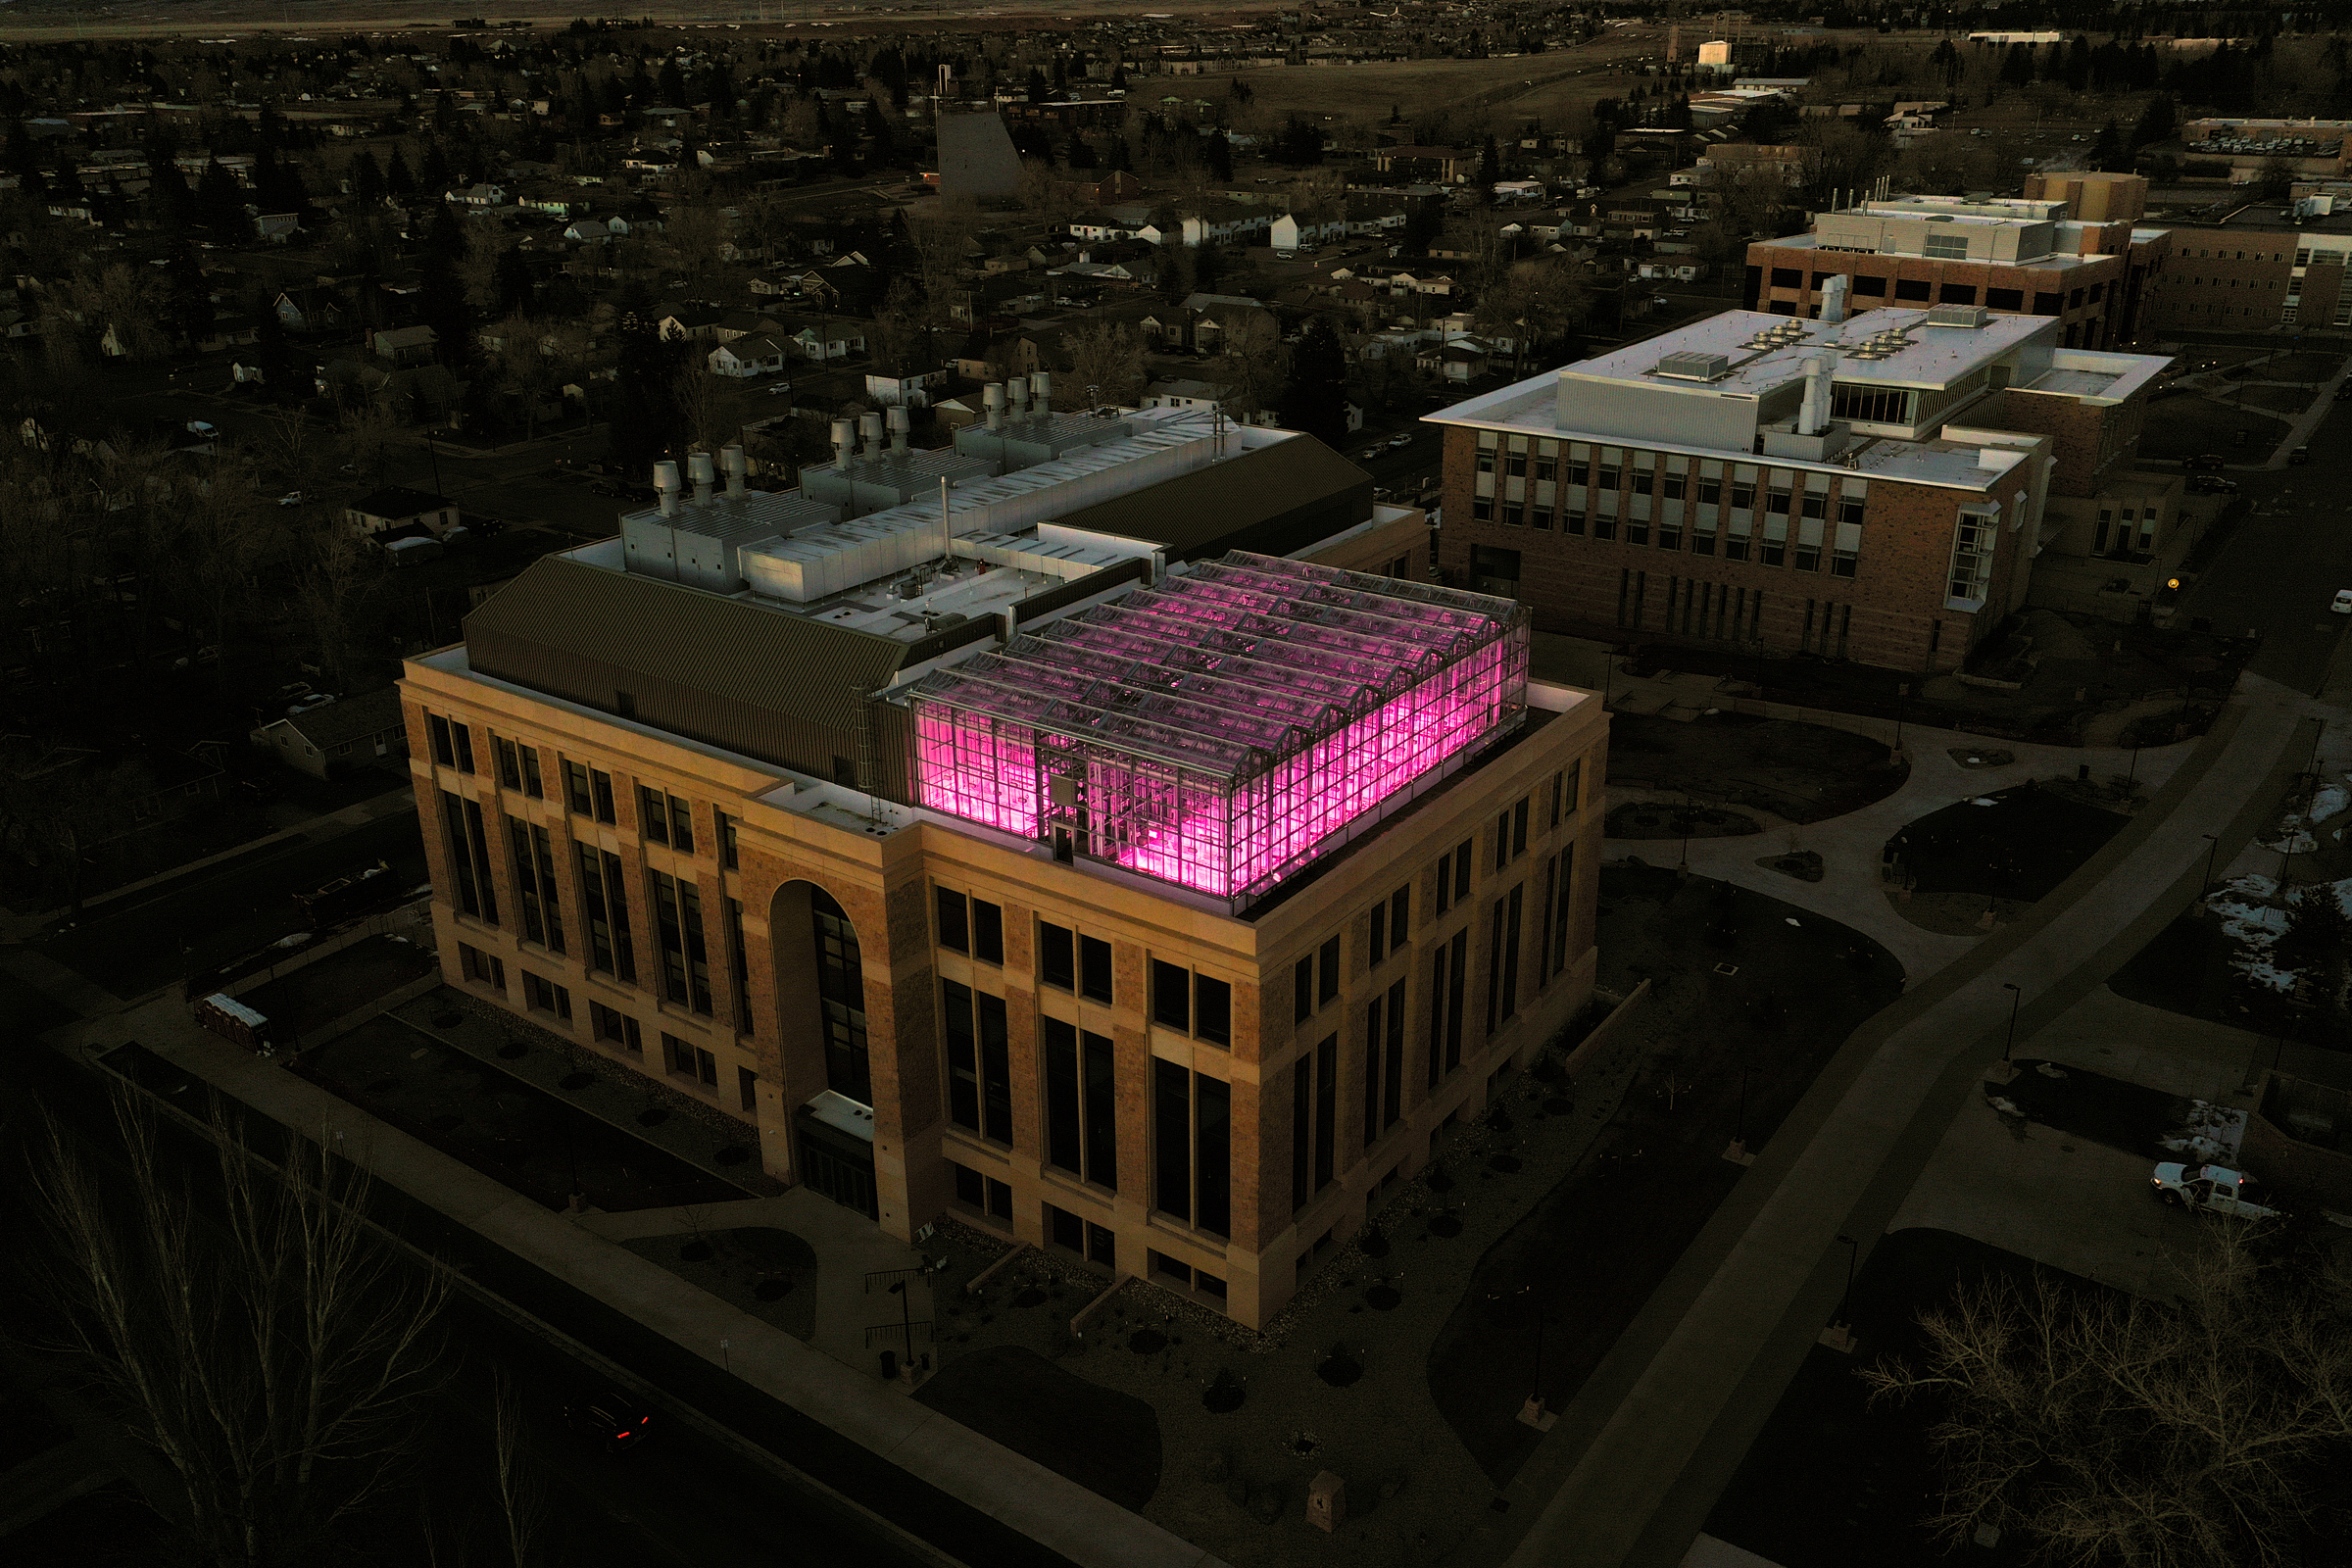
[
  {"left": 1430, "top": 303, "right": 2170, "bottom": 671},
  {"left": 401, "top": 396, "right": 1607, "bottom": 1330},
  {"left": 2139, "top": 223, "right": 2352, "bottom": 332},
  {"left": 1745, "top": 177, "right": 2170, "bottom": 349}
]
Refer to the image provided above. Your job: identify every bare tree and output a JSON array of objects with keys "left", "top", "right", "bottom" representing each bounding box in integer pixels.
[
  {"left": 489, "top": 1369, "right": 546, "bottom": 1568},
  {"left": 0, "top": 742, "right": 155, "bottom": 916},
  {"left": 53, "top": 260, "right": 173, "bottom": 362},
  {"left": 670, "top": 362, "right": 733, "bottom": 458},
  {"left": 293, "top": 517, "right": 382, "bottom": 686},
  {"left": 662, "top": 203, "right": 735, "bottom": 295},
  {"left": 24, "top": 1081, "right": 453, "bottom": 1567},
  {"left": 1062, "top": 320, "right": 1149, "bottom": 410},
  {"left": 1861, "top": 1228, "right": 2352, "bottom": 1568}
]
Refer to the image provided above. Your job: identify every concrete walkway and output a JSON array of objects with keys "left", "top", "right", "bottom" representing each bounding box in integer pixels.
[
  {"left": 1605, "top": 719, "right": 2196, "bottom": 985},
  {"left": 1488, "top": 688, "right": 2315, "bottom": 1568},
  {"left": 577, "top": 1189, "right": 944, "bottom": 1376},
  {"left": 67, "top": 999, "right": 1224, "bottom": 1568}
]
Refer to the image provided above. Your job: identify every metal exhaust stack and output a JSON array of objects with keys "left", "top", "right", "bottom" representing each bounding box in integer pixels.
[
  {"left": 653, "top": 460, "right": 681, "bottom": 517},
  {"left": 983, "top": 382, "right": 1004, "bottom": 431},
  {"left": 831, "top": 418, "right": 855, "bottom": 468},
  {"left": 722, "top": 444, "right": 748, "bottom": 498},
  {"left": 1007, "top": 378, "right": 1029, "bottom": 421},
  {"left": 688, "top": 451, "right": 716, "bottom": 506},
  {"left": 1030, "top": 370, "right": 1053, "bottom": 420},
  {"left": 1797, "top": 351, "right": 1835, "bottom": 437},
  {"left": 858, "top": 411, "right": 884, "bottom": 462},
  {"left": 886, "top": 404, "right": 909, "bottom": 454}
]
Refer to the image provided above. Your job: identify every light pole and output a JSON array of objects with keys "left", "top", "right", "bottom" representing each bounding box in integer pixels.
[
  {"left": 2000, "top": 981, "right": 2023, "bottom": 1065},
  {"left": 888, "top": 1279, "right": 916, "bottom": 1364},
  {"left": 2201, "top": 832, "right": 2222, "bottom": 897},
  {"left": 1893, "top": 682, "right": 1908, "bottom": 752}
]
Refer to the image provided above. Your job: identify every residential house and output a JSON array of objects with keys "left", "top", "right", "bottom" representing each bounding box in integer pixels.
[
  {"left": 564, "top": 216, "right": 629, "bottom": 243},
  {"left": 1271, "top": 212, "right": 1348, "bottom": 251},
  {"left": 274, "top": 287, "right": 347, "bottom": 334},
  {"left": 1142, "top": 377, "right": 1263, "bottom": 421},
  {"left": 347, "top": 486, "right": 460, "bottom": 539},
  {"left": 709, "top": 332, "right": 790, "bottom": 377},
  {"left": 254, "top": 213, "right": 303, "bottom": 244},
  {"left": 1371, "top": 145, "right": 1472, "bottom": 182},
  {"left": 864, "top": 362, "right": 950, "bottom": 407},
  {"left": 372, "top": 325, "right": 439, "bottom": 366},
  {"left": 659, "top": 306, "right": 728, "bottom": 343},
  {"left": 448, "top": 182, "right": 509, "bottom": 207},
  {"left": 774, "top": 317, "right": 867, "bottom": 362},
  {"left": 1180, "top": 205, "right": 1273, "bottom": 248},
  {"left": 248, "top": 689, "right": 409, "bottom": 781}
]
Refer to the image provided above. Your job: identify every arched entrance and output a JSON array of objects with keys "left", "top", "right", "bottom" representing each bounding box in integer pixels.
[{"left": 768, "top": 880, "right": 878, "bottom": 1219}]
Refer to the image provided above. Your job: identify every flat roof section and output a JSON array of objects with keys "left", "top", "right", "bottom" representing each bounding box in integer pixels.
[{"left": 1567, "top": 308, "right": 2051, "bottom": 396}]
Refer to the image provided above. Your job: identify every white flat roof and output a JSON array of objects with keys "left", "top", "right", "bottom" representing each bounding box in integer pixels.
[{"left": 1567, "top": 307, "right": 2050, "bottom": 392}]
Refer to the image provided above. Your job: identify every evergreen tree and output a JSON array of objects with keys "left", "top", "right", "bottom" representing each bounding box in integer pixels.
[
  {"left": 163, "top": 242, "right": 213, "bottom": 348},
  {"left": 1279, "top": 316, "right": 1349, "bottom": 450},
  {"left": 1204, "top": 131, "right": 1232, "bottom": 181},
  {"left": 419, "top": 142, "right": 451, "bottom": 191},
  {"left": 657, "top": 55, "right": 687, "bottom": 105},
  {"left": 2088, "top": 121, "right": 2125, "bottom": 172},
  {"left": 1478, "top": 134, "right": 1502, "bottom": 201},
  {"left": 2131, "top": 94, "right": 2177, "bottom": 150},
  {"left": 493, "top": 247, "right": 533, "bottom": 317},
  {"left": 350, "top": 147, "right": 383, "bottom": 206},
  {"left": 384, "top": 144, "right": 416, "bottom": 195},
  {"left": 607, "top": 311, "right": 687, "bottom": 476},
  {"left": 416, "top": 250, "right": 475, "bottom": 370},
  {"left": 424, "top": 200, "right": 466, "bottom": 259},
  {"left": 1110, "top": 62, "right": 1127, "bottom": 91},
  {"left": 196, "top": 157, "right": 244, "bottom": 239}
]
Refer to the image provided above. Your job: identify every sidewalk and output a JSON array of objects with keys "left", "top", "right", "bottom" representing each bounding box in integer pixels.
[
  {"left": 1489, "top": 689, "right": 2314, "bottom": 1568},
  {"left": 1604, "top": 717, "right": 2197, "bottom": 985},
  {"left": 68, "top": 991, "right": 1223, "bottom": 1568}
]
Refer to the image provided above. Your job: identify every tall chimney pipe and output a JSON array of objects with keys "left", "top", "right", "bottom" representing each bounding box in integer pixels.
[
  {"left": 830, "top": 418, "right": 855, "bottom": 468},
  {"left": 886, "top": 404, "right": 909, "bottom": 454},
  {"left": 983, "top": 381, "right": 1004, "bottom": 431},
  {"left": 1030, "top": 369, "right": 1053, "bottom": 420},
  {"left": 688, "top": 451, "right": 716, "bottom": 506},
  {"left": 1820, "top": 273, "right": 1849, "bottom": 325},
  {"left": 654, "top": 459, "right": 681, "bottom": 518},
  {"left": 722, "top": 444, "right": 748, "bottom": 497},
  {"left": 858, "top": 411, "right": 884, "bottom": 461},
  {"left": 1007, "top": 378, "right": 1029, "bottom": 421},
  {"left": 1797, "top": 351, "right": 1835, "bottom": 438}
]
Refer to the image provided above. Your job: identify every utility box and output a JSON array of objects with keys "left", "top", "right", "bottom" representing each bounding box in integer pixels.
[{"left": 1307, "top": 1471, "right": 1345, "bottom": 1533}]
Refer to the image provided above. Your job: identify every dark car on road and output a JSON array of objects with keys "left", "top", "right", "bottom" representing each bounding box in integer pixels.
[
  {"left": 2183, "top": 454, "right": 2227, "bottom": 471},
  {"left": 2186, "top": 475, "right": 2239, "bottom": 494},
  {"left": 2289, "top": 445, "right": 2311, "bottom": 465},
  {"left": 564, "top": 1392, "right": 653, "bottom": 1454}
]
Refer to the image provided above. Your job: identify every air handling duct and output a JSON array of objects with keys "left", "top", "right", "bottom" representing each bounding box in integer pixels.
[{"left": 1797, "top": 351, "right": 1835, "bottom": 437}]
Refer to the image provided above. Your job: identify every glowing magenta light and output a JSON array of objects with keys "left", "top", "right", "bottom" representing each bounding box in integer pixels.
[{"left": 910, "top": 553, "right": 1529, "bottom": 906}]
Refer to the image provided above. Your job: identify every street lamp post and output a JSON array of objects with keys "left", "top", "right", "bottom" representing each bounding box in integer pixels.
[
  {"left": 1893, "top": 682, "right": 1908, "bottom": 752},
  {"left": 2001, "top": 981, "right": 2023, "bottom": 1065},
  {"left": 888, "top": 1279, "right": 916, "bottom": 1365},
  {"left": 2201, "top": 832, "right": 2222, "bottom": 898}
]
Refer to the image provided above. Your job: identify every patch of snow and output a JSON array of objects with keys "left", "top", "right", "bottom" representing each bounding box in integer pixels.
[
  {"left": 2259, "top": 831, "right": 2318, "bottom": 854},
  {"left": 2309, "top": 785, "right": 2348, "bottom": 824},
  {"left": 1784, "top": 917, "right": 1800, "bottom": 926},
  {"left": 1971, "top": 797, "right": 1997, "bottom": 807}
]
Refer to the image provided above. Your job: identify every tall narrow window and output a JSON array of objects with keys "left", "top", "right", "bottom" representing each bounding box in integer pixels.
[
  {"left": 1313, "top": 1034, "right": 1337, "bottom": 1193},
  {"left": 590, "top": 768, "right": 615, "bottom": 824},
  {"left": 1436, "top": 848, "right": 1453, "bottom": 914},
  {"left": 1389, "top": 885, "right": 1410, "bottom": 956},
  {"left": 640, "top": 785, "right": 670, "bottom": 846},
  {"left": 1428, "top": 940, "right": 1449, "bottom": 1090},
  {"left": 441, "top": 791, "right": 482, "bottom": 918},
  {"left": 944, "top": 981, "right": 979, "bottom": 1132},
  {"left": 650, "top": 871, "right": 712, "bottom": 1014},
  {"left": 1040, "top": 920, "right": 1075, "bottom": 990},
  {"left": 1291, "top": 1055, "right": 1313, "bottom": 1212},
  {"left": 1446, "top": 928, "right": 1467, "bottom": 1072},
  {"left": 1540, "top": 855, "right": 1557, "bottom": 989},
  {"left": 1152, "top": 958, "right": 1190, "bottom": 1030},
  {"left": 1512, "top": 798, "right": 1529, "bottom": 858},
  {"left": 429, "top": 715, "right": 456, "bottom": 769},
  {"left": 716, "top": 808, "right": 737, "bottom": 868},
  {"left": 517, "top": 745, "right": 543, "bottom": 800},
  {"left": 1154, "top": 1058, "right": 1191, "bottom": 1223},
  {"left": 1383, "top": 978, "right": 1405, "bottom": 1128},
  {"left": 1362, "top": 992, "right": 1385, "bottom": 1148},
  {"left": 495, "top": 736, "right": 521, "bottom": 790},
  {"left": 811, "top": 887, "right": 869, "bottom": 1105},
  {"left": 667, "top": 796, "right": 694, "bottom": 854},
  {"left": 1194, "top": 975, "right": 1231, "bottom": 1047},
  {"left": 725, "top": 896, "right": 750, "bottom": 1032},
  {"left": 1294, "top": 956, "right": 1315, "bottom": 1022},
  {"left": 1550, "top": 845, "right": 1574, "bottom": 976},
  {"left": 1489, "top": 884, "right": 1524, "bottom": 1033},
  {"left": 507, "top": 817, "right": 564, "bottom": 953},
  {"left": 1368, "top": 903, "right": 1387, "bottom": 968},
  {"left": 451, "top": 723, "right": 474, "bottom": 775},
  {"left": 1083, "top": 1030, "right": 1117, "bottom": 1190},
  {"left": 1318, "top": 936, "right": 1340, "bottom": 1005},
  {"left": 1079, "top": 935, "right": 1111, "bottom": 1001},
  {"left": 978, "top": 992, "right": 1011, "bottom": 1144},
  {"left": 1044, "top": 1016, "right": 1080, "bottom": 1171},
  {"left": 1494, "top": 808, "right": 1510, "bottom": 871},
  {"left": 563, "top": 760, "right": 593, "bottom": 816},
  {"left": 576, "top": 845, "right": 633, "bottom": 982},
  {"left": 972, "top": 899, "right": 1004, "bottom": 964},
  {"left": 1196, "top": 1074, "right": 1229, "bottom": 1238},
  {"left": 936, "top": 888, "right": 969, "bottom": 953},
  {"left": 1454, "top": 837, "right": 1473, "bottom": 902}
]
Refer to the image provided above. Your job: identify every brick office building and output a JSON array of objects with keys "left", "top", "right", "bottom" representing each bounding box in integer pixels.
[
  {"left": 401, "top": 399, "right": 1607, "bottom": 1330},
  {"left": 1745, "top": 178, "right": 2171, "bottom": 349},
  {"left": 1430, "top": 304, "right": 2169, "bottom": 672},
  {"left": 2138, "top": 224, "right": 2352, "bottom": 332}
]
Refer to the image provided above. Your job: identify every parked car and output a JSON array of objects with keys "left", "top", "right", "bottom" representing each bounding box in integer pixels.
[
  {"left": 2151, "top": 1162, "right": 2280, "bottom": 1218},
  {"left": 1356, "top": 448, "right": 1384, "bottom": 463},
  {"left": 564, "top": 1392, "right": 653, "bottom": 1454},
  {"left": 2331, "top": 588, "right": 2352, "bottom": 614},
  {"left": 2187, "top": 475, "right": 2238, "bottom": 494},
  {"left": 1387, "top": 434, "right": 1413, "bottom": 450},
  {"left": 286, "top": 692, "right": 338, "bottom": 718},
  {"left": 2183, "top": 454, "right": 2227, "bottom": 471},
  {"left": 275, "top": 491, "right": 303, "bottom": 507},
  {"left": 2289, "top": 445, "right": 2311, "bottom": 465}
]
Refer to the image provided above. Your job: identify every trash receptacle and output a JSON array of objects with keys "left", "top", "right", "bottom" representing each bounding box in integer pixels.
[{"left": 880, "top": 1349, "right": 900, "bottom": 1381}]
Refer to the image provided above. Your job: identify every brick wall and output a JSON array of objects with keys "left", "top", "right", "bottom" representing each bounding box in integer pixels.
[
  {"left": 1971, "top": 388, "right": 2131, "bottom": 498},
  {"left": 2142, "top": 230, "right": 2298, "bottom": 331},
  {"left": 1744, "top": 243, "right": 2126, "bottom": 346}
]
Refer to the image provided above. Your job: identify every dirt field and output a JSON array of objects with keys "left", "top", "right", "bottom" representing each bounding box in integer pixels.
[{"left": 1189, "top": 44, "right": 1659, "bottom": 134}]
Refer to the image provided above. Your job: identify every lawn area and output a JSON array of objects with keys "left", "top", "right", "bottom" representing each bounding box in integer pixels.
[
  {"left": 1886, "top": 782, "right": 2126, "bottom": 904},
  {"left": 1606, "top": 711, "right": 1908, "bottom": 825},
  {"left": 2138, "top": 393, "right": 2289, "bottom": 461},
  {"left": 619, "top": 1226, "right": 820, "bottom": 1343},
  {"left": 1989, "top": 1060, "right": 2191, "bottom": 1158},
  {"left": 1427, "top": 862, "right": 1907, "bottom": 1485},
  {"left": 915, "top": 1346, "right": 1162, "bottom": 1512},
  {"left": 237, "top": 933, "right": 436, "bottom": 1040}
]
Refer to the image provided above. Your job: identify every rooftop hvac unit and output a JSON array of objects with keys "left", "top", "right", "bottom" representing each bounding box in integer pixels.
[
  {"left": 1655, "top": 350, "right": 1734, "bottom": 380},
  {"left": 1926, "top": 304, "right": 1990, "bottom": 328}
]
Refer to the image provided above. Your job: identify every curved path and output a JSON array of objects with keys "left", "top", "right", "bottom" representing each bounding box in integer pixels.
[
  {"left": 1480, "top": 690, "right": 2316, "bottom": 1568},
  {"left": 1606, "top": 724, "right": 2197, "bottom": 984}
]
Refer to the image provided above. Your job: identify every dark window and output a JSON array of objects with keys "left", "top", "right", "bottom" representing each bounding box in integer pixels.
[
  {"left": 1196, "top": 1073, "right": 1229, "bottom": 1237},
  {"left": 1851, "top": 273, "right": 1886, "bottom": 297},
  {"left": 668, "top": 797, "right": 694, "bottom": 853},
  {"left": 1512, "top": 798, "right": 1529, "bottom": 858},
  {"left": 507, "top": 817, "right": 564, "bottom": 954},
  {"left": 944, "top": 981, "right": 980, "bottom": 1132},
  {"left": 972, "top": 900, "right": 1004, "bottom": 964},
  {"left": 739, "top": 1065, "right": 758, "bottom": 1112},
  {"left": 1445, "top": 929, "right": 1468, "bottom": 1072},
  {"left": 1390, "top": 885, "right": 1410, "bottom": 955},
  {"left": 2033, "top": 291, "right": 2063, "bottom": 315},
  {"left": 1195, "top": 975, "right": 1231, "bottom": 1046},
  {"left": 640, "top": 785, "right": 669, "bottom": 845},
  {"left": 428, "top": 715, "right": 455, "bottom": 768},
  {"left": 1079, "top": 935, "right": 1111, "bottom": 1001},
  {"left": 954, "top": 1161, "right": 985, "bottom": 1209},
  {"left": 986, "top": 1177, "right": 1013, "bottom": 1221},
  {"left": 1470, "top": 545, "right": 1521, "bottom": 598},
  {"left": 1046, "top": 1200, "right": 1083, "bottom": 1251},
  {"left": 1382, "top": 978, "right": 1404, "bottom": 1130},
  {"left": 1313, "top": 1035, "right": 1337, "bottom": 1192},
  {"left": 1152, "top": 958, "right": 1190, "bottom": 1030},
  {"left": 1985, "top": 286, "right": 2024, "bottom": 311},
  {"left": 494, "top": 736, "right": 521, "bottom": 789},
  {"left": 937, "top": 888, "right": 969, "bottom": 953},
  {"left": 460, "top": 943, "right": 504, "bottom": 993},
  {"left": 1769, "top": 268, "right": 1801, "bottom": 287},
  {"left": 450, "top": 722, "right": 473, "bottom": 774},
  {"left": 521, "top": 970, "right": 570, "bottom": 1020},
  {"left": 589, "top": 768, "right": 615, "bottom": 824},
  {"left": 979, "top": 992, "right": 1011, "bottom": 1143},
  {"left": 1152, "top": 1250, "right": 1192, "bottom": 1287},
  {"left": 1153, "top": 1058, "right": 1191, "bottom": 1223},
  {"left": 591, "top": 1002, "right": 641, "bottom": 1054},
  {"left": 563, "top": 760, "right": 593, "bottom": 816},
  {"left": 1318, "top": 936, "right": 1340, "bottom": 1004},
  {"left": 725, "top": 897, "right": 750, "bottom": 1033},
  {"left": 1196, "top": 1270, "right": 1227, "bottom": 1300},
  {"left": 1085, "top": 1222, "right": 1114, "bottom": 1268},
  {"left": 1494, "top": 807, "right": 1510, "bottom": 871},
  {"left": 1044, "top": 1017, "right": 1081, "bottom": 1173},
  {"left": 1369, "top": 902, "right": 1386, "bottom": 967},
  {"left": 812, "top": 887, "right": 869, "bottom": 1104},
  {"left": 1084, "top": 1030, "right": 1117, "bottom": 1189},
  {"left": 1294, "top": 955, "right": 1315, "bottom": 1023},
  {"left": 650, "top": 871, "right": 711, "bottom": 1015},
  {"left": 1893, "top": 278, "right": 1931, "bottom": 301},
  {"left": 1361, "top": 992, "right": 1385, "bottom": 1147},
  {"left": 1938, "top": 283, "right": 1977, "bottom": 305},
  {"left": 576, "top": 846, "right": 633, "bottom": 982},
  {"left": 1291, "top": 1054, "right": 1312, "bottom": 1211},
  {"left": 1487, "top": 884, "right": 1524, "bottom": 1034},
  {"left": 1040, "top": 921, "right": 1075, "bottom": 990}
]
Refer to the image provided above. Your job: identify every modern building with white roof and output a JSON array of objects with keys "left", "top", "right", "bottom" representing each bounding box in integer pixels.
[{"left": 1428, "top": 300, "right": 2170, "bottom": 671}]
